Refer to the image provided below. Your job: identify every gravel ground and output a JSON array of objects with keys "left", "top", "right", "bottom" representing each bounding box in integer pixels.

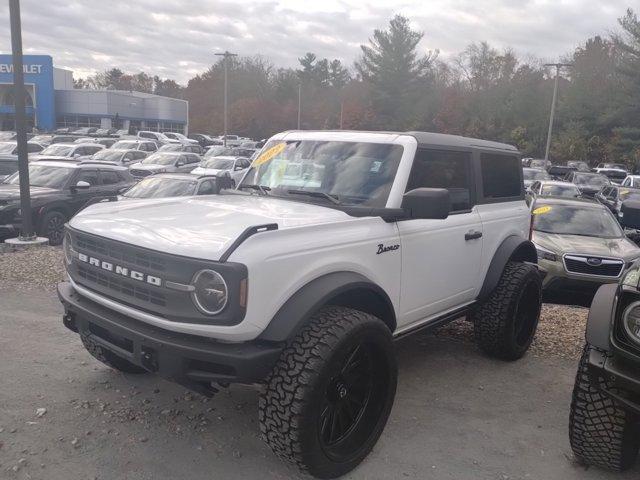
[{"left": 0, "top": 246, "right": 589, "bottom": 359}]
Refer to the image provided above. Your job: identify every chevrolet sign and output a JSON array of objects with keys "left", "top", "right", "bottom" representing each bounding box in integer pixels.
[{"left": 78, "top": 252, "right": 162, "bottom": 286}]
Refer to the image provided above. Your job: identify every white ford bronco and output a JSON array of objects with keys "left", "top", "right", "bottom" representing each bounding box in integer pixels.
[{"left": 58, "top": 130, "right": 542, "bottom": 478}]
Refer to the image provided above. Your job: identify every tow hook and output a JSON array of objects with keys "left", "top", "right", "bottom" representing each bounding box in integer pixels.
[{"left": 140, "top": 346, "right": 159, "bottom": 372}]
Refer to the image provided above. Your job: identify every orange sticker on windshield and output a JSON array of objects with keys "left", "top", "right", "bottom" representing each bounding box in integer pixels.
[
  {"left": 621, "top": 189, "right": 630, "bottom": 195},
  {"left": 252, "top": 143, "right": 286, "bottom": 167},
  {"left": 533, "top": 206, "right": 552, "bottom": 215}
]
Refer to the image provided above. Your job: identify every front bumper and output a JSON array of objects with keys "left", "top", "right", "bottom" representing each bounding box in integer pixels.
[
  {"left": 58, "top": 282, "right": 283, "bottom": 392},
  {"left": 586, "top": 346, "right": 640, "bottom": 415}
]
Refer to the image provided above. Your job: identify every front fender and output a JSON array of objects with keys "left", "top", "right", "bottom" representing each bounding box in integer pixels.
[{"left": 585, "top": 283, "right": 618, "bottom": 350}]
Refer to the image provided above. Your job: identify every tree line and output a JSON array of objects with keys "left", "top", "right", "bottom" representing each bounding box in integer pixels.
[{"left": 74, "top": 8, "right": 640, "bottom": 165}]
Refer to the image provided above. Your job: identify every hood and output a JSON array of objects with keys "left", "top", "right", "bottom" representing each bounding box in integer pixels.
[
  {"left": 129, "top": 163, "right": 169, "bottom": 172},
  {"left": 0, "top": 183, "right": 58, "bottom": 199},
  {"left": 533, "top": 231, "right": 640, "bottom": 260},
  {"left": 69, "top": 194, "right": 351, "bottom": 261}
]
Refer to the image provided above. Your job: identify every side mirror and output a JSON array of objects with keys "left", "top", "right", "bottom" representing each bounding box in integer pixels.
[
  {"left": 401, "top": 188, "right": 451, "bottom": 220},
  {"left": 176, "top": 160, "right": 185, "bottom": 167},
  {"left": 73, "top": 152, "right": 81, "bottom": 157},
  {"left": 72, "top": 180, "right": 91, "bottom": 192},
  {"left": 234, "top": 165, "right": 243, "bottom": 171},
  {"left": 620, "top": 200, "right": 640, "bottom": 229}
]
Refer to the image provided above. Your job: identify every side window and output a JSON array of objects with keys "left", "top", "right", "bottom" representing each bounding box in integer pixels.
[
  {"left": 406, "top": 149, "right": 473, "bottom": 212},
  {"left": 139, "top": 132, "right": 152, "bottom": 139},
  {"left": 27, "top": 143, "right": 43, "bottom": 153},
  {"left": 187, "top": 154, "right": 200, "bottom": 164},
  {"left": 197, "top": 180, "right": 216, "bottom": 195},
  {"left": 480, "top": 153, "right": 521, "bottom": 199},
  {"left": 73, "top": 147, "right": 85, "bottom": 156},
  {"left": 147, "top": 142, "right": 157, "bottom": 152},
  {"left": 610, "top": 188, "right": 619, "bottom": 200},
  {"left": 100, "top": 170, "right": 120, "bottom": 185},
  {"left": 622, "top": 177, "right": 630, "bottom": 187},
  {"left": 86, "top": 146, "right": 102, "bottom": 155},
  {"left": 600, "top": 187, "right": 610, "bottom": 197},
  {"left": 135, "top": 151, "right": 147, "bottom": 160},
  {"left": 123, "top": 153, "right": 135, "bottom": 163},
  {"left": 76, "top": 169, "right": 99, "bottom": 186},
  {"left": 530, "top": 181, "right": 540, "bottom": 193}
]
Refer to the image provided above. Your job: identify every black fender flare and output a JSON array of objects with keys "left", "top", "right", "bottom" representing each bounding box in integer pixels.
[
  {"left": 585, "top": 283, "right": 617, "bottom": 350},
  {"left": 257, "top": 271, "right": 396, "bottom": 343},
  {"left": 477, "top": 235, "right": 537, "bottom": 302}
]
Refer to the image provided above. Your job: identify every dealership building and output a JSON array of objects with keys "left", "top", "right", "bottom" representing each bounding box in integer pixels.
[{"left": 0, "top": 54, "right": 188, "bottom": 133}]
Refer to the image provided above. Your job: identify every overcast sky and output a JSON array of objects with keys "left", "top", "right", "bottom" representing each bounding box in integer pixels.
[{"left": 0, "top": 0, "right": 631, "bottom": 84}]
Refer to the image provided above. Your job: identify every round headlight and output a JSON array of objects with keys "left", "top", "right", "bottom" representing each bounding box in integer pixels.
[
  {"left": 63, "top": 232, "right": 74, "bottom": 265},
  {"left": 622, "top": 301, "right": 640, "bottom": 344},
  {"left": 191, "top": 269, "right": 228, "bottom": 315}
]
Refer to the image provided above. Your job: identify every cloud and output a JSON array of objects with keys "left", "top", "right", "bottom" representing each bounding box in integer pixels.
[{"left": 0, "top": 0, "right": 630, "bottom": 83}]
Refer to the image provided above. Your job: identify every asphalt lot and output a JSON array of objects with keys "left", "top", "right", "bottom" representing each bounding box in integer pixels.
[{"left": 1, "top": 287, "right": 639, "bottom": 480}]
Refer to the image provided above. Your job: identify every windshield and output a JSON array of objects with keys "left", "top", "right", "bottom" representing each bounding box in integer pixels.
[
  {"left": 242, "top": 140, "right": 404, "bottom": 207},
  {"left": 619, "top": 190, "right": 640, "bottom": 202},
  {"left": 5, "top": 164, "right": 74, "bottom": 188},
  {"left": 92, "top": 150, "right": 124, "bottom": 161},
  {"left": 159, "top": 144, "right": 183, "bottom": 152},
  {"left": 40, "top": 144, "right": 73, "bottom": 156},
  {"left": 0, "top": 143, "right": 16, "bottom": 154},
  {"left": 523, "top": 169, "right": 550, "bottom": 181},
  {"left": 142, "top": 153, "right": 180, "bottom": 165},
  {"left": 533, "top": 204, "right": 623, "bottom": 238},
  {"left": 112, "top": 141, "right": 138, "bottom": 149},
  {"left": 540, "top": 184, "right": 580, "bottom": 197},
  {"left": 202, "top": 158, "right": 234, "bottom": 169},
  {"left": 573, "top": 174, "right": 610, "bottom": 187},
  {"left": 205, "top": 146, "right": 234, "bottom": 158},
  {"left": 123, "top": 177, "right": 196, "bottom": 198},
  {"left": 601, "top": 170, "right": 627, "bottom": 180}
]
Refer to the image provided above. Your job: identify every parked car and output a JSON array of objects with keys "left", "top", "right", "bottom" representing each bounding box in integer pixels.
[
  {"left": 189, "top": 133, "right": 222, "bottom": 147},
  {"left": 531, "top": 196, "right": 640, "bottom": 306},
  {"left": 596, "top": 162, "right": 627, "bottom": 171},
  {"left": 34, "top": 143, "right": 104, "bottom": 161},
  {"left": 566, "top": 160, "right": 590, "bottom": 172},
  {"left": 128, "top": 151, "right": 202, "bottom": 178},
  {"left": 136, "top": 130, "right": 179, "bottom": 146},
  {"left": 89, "top": 149, "right": 148, "bottom": 166},
  {"left": 29, "top": 134, "right": 54, "bottom": 146},
  {"left": 0, "top": 131, "right": 16, "bottom": 141},
  {"left": 163, "top": 132, "right": 199, "bottom": 146},
  {"left": 565, "top": 171, "right": 611, "bottom": 197},
  {"left": 596, "top": 185, "right": 640, "bottom": 218},
  {"left": 110, "top": 139, "right": 158, "bottom": 153},
  {"left": 203, "top": 145, "right": 235, "bottom": 158},
  {"left": 73, "top": 127, "right": 98, "bottom": 135},
  {"left": 529, "top": 158, "right": 552, "bottom": 170},
  {"left": 523, "top": 167, "right": 551, "bottom": 189},
  {"left": 189, "top": 156, "right": 251, "bottom": 185},
  {"left": 0, "top": 141, "right": 46, "bottom": 180},
  {"left": 230, "top": 147, "right": 258, "bottom": 158},
  {"left": 0, "top": 160, "right": 135, "bottom": 244},
  {"left": 59, "top": 130, "right": 542, "bottom": 478},
  {"left": 75, "top": 137, "right": 118, "bottom": 149},
  {"left": 527, "top": 180, "right": 581, "bottom": 202},
  {"left": 621, "top": 175, "right": 640, "bottom": 187},
  {"left": 158, "top": 143, "right": 203, "bottom": 155},
  {"left": 547, "top": 165, "right": 576, "bottom": 180},
  {"left": 50, "top": 135, "right": 79, "bottom": 144},
  {"left": 216, "top": 134, "right": 244, "bottom": 147},
  {"left": 119, "top": 173, "right": 225, "bottom": 200},
  {"left": 595, "top": 167, "right": 628, "bottom": 185}
]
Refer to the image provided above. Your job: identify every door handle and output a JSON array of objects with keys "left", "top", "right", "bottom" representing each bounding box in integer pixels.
[{"left": 465, "top": 230, "right": 483, "bottom": 241}]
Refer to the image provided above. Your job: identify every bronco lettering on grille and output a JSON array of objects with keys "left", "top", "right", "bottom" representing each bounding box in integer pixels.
[{"left": 77, "top": 253, "right": 162, "bottom": 286}]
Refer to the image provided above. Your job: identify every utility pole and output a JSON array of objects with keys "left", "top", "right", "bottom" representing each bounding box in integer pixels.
[
  {"left": 9, "top": 0, "right": 35, "bottom": 240},
  {"left": 297, "top": 82, "right": 302, "bottom": 130},
  {"left": 214, "top": 51, "right": 237, "bottom": 147},
  {"left": 543, "top": 63, "right": 572, "bottom": 161},
  {"left": 339, "top": 100, "right": 344, "bottom": 129}
]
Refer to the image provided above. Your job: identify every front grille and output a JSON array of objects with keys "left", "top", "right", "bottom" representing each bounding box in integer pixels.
[
  {"left": 130, "top": 169, "right": 152, "bottom": 177},
  {"left": 564, "top": 255, "right": 624, "bottom": 278},
  {"left": 75, "top": 234, "right": 166, "bottom": 272},
  {"left": 77, "top": 264, "right": 166, "bottom": 306}
]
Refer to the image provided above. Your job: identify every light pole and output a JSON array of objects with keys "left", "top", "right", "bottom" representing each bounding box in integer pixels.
[
  {"left": 214, "top": 51, "right": 237, "bottom": 147},
  {"left": 297, "top": 82, "right": 302, "bottom": 130},
  {"left": 9, "top": 0, "right": 35, "bottom": 240},
  {"left": 543, "top": 63, "right": 572, "bottom": 161}
]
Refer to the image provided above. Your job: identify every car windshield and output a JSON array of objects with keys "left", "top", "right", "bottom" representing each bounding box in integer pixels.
[
  {"left": 201, "top": 158, "right": 234, "bottom": 169},
  {"left": 159, "top": 144, "right": 182, "bottom": 152},
  {"left": 5, "top": 164, "right": 74, "bottom": 188},
  {"left": 602, "top": 163, "right": 626, "bottom": 170},
  {"left": 523, "top": 169, "right": 550, "bottom": 181},
  {"left": 540, "top": 184, "right": 579, "bottom": 197},
  {"left": 205, "top": 146, "right": 234, "bottom": 157},
  {"left": 533, "top": 204, "right": 623, "bottom": 238},
  {"left": 242, "top": 140, "right": 404, "bottom": 207},
  {"left": 601, "top": 170, "right": 627, "bottom": 180},
  {"left": 92, "top": 150, "right": 124, "bottom": 161},
  {"left": 0, "top": 142, "right": 16, "bottom": 153},
  {"left": 40, "top": 144, "right": 73, "bottom": 156},
  {"left": 573, "top": 174, "right": 610, "bottom": 187},
  {"left": 142, "top": 153, "right": 179, "bottom": 165},
  {"left": 111, "top": 141, "right": 137, "bottom": 149},
  {"left": 619, "top": 189, "right": 640, "bottom": 202},
  {"left": 123, "top": 177, "right": 196, "bottom": 198}
]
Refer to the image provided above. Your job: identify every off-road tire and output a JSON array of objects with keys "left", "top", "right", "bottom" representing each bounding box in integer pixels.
[
  {"left": 38, "top": 210, "right": 67, "bottom": 246},
  {"left": 569, "top": 344, "right": 639, "bottom": 471},
  {"left": 80, "top": 332, "right": 148, "bottom": 374},
  {"left": 259, "top": 306, "right": 397, "bottom": 479},
  {"left": 472, "top": 261, "right": 541, "bottom": 360}
]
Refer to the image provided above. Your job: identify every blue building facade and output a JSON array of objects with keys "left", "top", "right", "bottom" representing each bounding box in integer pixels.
[{"left": 0, "top": 54, "right": 188, "bottom": 133}]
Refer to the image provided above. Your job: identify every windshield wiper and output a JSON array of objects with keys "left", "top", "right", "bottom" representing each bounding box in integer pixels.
[
  {"left": 287, "top": 189, "right": 341, "bottom": 205},
  {"left": 238, "top": 184, "right": 271, "bottom": 195}
]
